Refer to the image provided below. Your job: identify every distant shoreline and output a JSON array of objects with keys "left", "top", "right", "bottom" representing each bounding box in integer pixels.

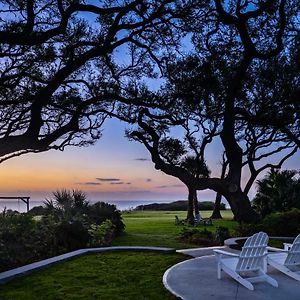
[
  {"left": 0, "top": 199, "right": 226, "bottom": 213},
  {"left": 0, "top": 199, "right": 181, "bottom": 213},
  {"left": 134, "top": 200, "right": 226, "bottom": 211}
]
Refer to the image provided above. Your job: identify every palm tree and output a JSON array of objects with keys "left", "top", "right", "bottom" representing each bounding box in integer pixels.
[
  {"left": 252, "top": 169, "right": 300, "bottom": 218},
  {"left": 44, "top": 189, "right": 89, "bottom": 222}
]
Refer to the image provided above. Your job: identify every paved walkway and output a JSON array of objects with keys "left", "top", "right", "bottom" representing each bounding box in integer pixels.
[
  {"left": 163, "top": 252, "right": 300, "bottom": 300},
  {"left": 177, "top": 246, "right": 228, "bottom": 257}
]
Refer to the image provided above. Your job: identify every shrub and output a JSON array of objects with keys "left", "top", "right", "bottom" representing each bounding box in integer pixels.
[
  {"left": 235, "top": 223, "right": 264, "bottom": 237},
  {"left": 87, "top": 202, "right": 125, "bottom": 235},
  {"left": 0, "top": 213, "right": 47, "bottom": 272},
  {"left": 262, "top": 208, "right": 300, "bottom": 237},
  {"left": 215, "top": 226, "right": 230, "bottom": 244},
  {"left": 55, "top": 220, "right": 90, "bottom": 252},
  {"left": 178, "top": 227, "right": 217, "bottom": 246},
  {"left": 0, "top": 191, "right": 126, "bottom": 272},
  {"left": 27, "top": 205, "right": 47, "bottom": 216},
  {"left": 235, "top": 209, "right": 300, "bottom": 238},
  {"left": 88, "top": 220, "right": 116, "bottom": 247},
  {"left": 32, "top": 216, "right": 58, "bottom": 258}
]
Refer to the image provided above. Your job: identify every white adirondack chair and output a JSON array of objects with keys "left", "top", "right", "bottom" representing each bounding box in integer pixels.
[
  {"left": 267, "top": 234, "right": 300, "bottom": 281},
  {"left": 214, "top": 232, "right": 278, "bottom": 290}
]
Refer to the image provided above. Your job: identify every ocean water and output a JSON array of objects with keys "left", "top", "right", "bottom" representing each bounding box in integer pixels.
[{"left": 0, "top": 199, "right": 171, "bottom": 213}]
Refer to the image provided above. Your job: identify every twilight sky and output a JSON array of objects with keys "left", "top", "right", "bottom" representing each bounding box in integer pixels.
[
  {"left": 0, "top": 6, "right": 299, "bottom": 206},
  {"left": 0, "top": 117, "right": 299, "bottom": 206}
]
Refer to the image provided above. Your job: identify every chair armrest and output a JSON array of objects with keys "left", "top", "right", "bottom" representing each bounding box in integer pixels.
[
  {"left": 213, "top": 249, "right": 239, "bottom": 257},
  {"left": 283, "top": 243, "right": 292, "bottom": 250},
  {"left": 267, "top": 246, "right": 288, "bottom": 253}
]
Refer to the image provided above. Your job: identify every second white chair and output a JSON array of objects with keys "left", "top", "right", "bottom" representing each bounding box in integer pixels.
[
  {"left": 214, "top": 232, "right": 278, "bottom": 290},
  {"left": 267, "top": 234, "right": 300, "bottom": 282}
]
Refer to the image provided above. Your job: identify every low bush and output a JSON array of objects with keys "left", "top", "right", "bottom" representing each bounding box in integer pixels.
[
  {"left": 88, "top": 220, "right": 116, "bottom": 247},
  {"left": 27, "top": 205, "right": 48, "bottom": 216},
  {"left": 262, "top": 208, "right": 300, "bottom": 237},
  {"left": 215, "top": 226, "right": 230, "bottom": 244},
  {"left": 235, "top": 223, "right": 263, "bottom": 237},
  {"left": 0, "top": 191, "right": 126, "bottom": 272},
  {"left": 0, "top": 214, "right": 36, "bottom": 272},
  {"left": 178, "top": 227, "right": 220, "bottom": 246},
  {"left": 0, "top": 214, "right": 61, "bottom": 272},
  {"left": 55, "top": 220, "right": 90, "bottom": 252},
  {"left": 87, "top": 202, "right": 125, "bottom": 235},
  {"left": 236, "top": 208, "right": 300, "bottom": 237}
]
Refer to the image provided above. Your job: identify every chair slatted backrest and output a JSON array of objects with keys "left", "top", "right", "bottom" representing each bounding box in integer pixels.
[
  {"left": 284, "top": 234, "right": 300, "bottom": 266},
  {"left": 236, "top": 232, "right": 268, "bottom": 272}
]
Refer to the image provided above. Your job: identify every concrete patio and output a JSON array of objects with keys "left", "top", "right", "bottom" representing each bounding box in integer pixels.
[{"left": 163, "top": 253, "right": 300, "bottom": 300}]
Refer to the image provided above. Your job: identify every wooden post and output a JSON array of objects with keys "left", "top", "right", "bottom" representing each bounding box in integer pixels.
[{"left": 0, "top": 196, "right": 30, "bottom": 212}]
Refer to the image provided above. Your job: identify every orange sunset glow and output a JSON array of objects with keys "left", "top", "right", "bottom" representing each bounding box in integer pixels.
[{"left": 1, "top": 118, "right": 300, "bottom": 208}]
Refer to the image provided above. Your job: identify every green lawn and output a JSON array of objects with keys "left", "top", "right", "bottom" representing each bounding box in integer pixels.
[
  {"left": 0, "top": 210, "right": 237, "bottom": 299},
  {"left": 0, "top": 252, "right": 187, "bottom": 300},
  {"left": 113, "top": 210, "right": 237, "bottom": 249}
]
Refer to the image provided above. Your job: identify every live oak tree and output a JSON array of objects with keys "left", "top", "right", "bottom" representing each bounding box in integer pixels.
[
  {"left": 0, "top": 1, "right": 299, "bottom": 223},
  {"left": 0, "top": 0, "right": 183, "bottom": 162},
  {"left": 126, "top": 0, "right": 300, "bottom": 223}
]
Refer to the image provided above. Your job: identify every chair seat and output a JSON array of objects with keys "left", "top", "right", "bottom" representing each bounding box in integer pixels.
[
  {"left": 221, "top": 257, "right": 239, "bottom": 270},
  {"left": 222, "top": 257, "right": 263, "bottom": 272},
  {"left": 268, "top": 252, "right": 288, "bottom": 265}
]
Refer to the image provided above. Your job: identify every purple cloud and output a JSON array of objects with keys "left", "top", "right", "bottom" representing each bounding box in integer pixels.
[
  {"left": 76, "top": 182, "right": 101, "bottom": 186},
  {"left": 96, "top": 178, "right": 121, "bottom": 182},
  {"left": 134, "top": 158, "right": 150, "bottom": 161},
  {"left": 156, "top": 184, "right": 184, "bottom": 189}
]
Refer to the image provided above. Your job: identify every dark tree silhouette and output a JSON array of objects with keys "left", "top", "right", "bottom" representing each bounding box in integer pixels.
[
  {"left": 211, "top": 153, "right": 228, "bottom": 220},
  {"left": 0, "top": 0, "right": 182, "bottom": 163},
  {"left": 125, "top": 0, "right": 300, "bottom": 223}
]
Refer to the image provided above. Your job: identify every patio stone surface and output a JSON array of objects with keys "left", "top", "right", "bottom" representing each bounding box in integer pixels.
[{"left": 163, "top": 255, "right": 300, "bottom": 300}]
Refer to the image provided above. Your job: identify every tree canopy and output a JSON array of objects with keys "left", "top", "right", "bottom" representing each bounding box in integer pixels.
[
  {"left": 125, "top": 0, "right": 300, "bottom": 222},
  {"left": 0, "top": 0, "right": 183, "bottom": 162},
  {"left": 0, "top": 1, "right": 299, "bottom": 223}
]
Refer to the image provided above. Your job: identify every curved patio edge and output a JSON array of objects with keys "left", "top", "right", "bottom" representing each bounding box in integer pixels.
[
  {"left": 163, "top": 258, "right": 195, "bottom": 300},
  {"left": 0, "top": 246, "right": 175, "bottom": 284},
  {"left": 224, "top": 236, "right": 295, "bottom": 248}
]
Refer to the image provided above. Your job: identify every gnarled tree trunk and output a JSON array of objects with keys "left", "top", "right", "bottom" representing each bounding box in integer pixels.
[
  {"left": 225, "top": 189, "right": 259, "bottom": 223},
  {"left": 186, "top": 187, "right": 195, "bottom": 225},
  {"left": 193, "top": 189, "right": 200, "bottom": 217},
  {"left": 211, "top": 192, "right": 223, "bottom": 219}
]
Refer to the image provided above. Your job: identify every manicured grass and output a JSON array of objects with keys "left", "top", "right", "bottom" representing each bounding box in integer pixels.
[
  {"left": 0, "top": 252, "right": 187, "bottom": 300},
  {"left": 0, "top": 210, "right": 237, "bottom": 299},
  {"left": 113, "top": 210, "right": 237, "bottom": 249}
]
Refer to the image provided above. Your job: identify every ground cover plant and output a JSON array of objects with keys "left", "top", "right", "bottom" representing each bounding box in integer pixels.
[
  {"left": 0, "top": 252, "right": 187, "bottom": 300},
  {"left": 113, "top": 210, "right": 236, "bottom": 248}
]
